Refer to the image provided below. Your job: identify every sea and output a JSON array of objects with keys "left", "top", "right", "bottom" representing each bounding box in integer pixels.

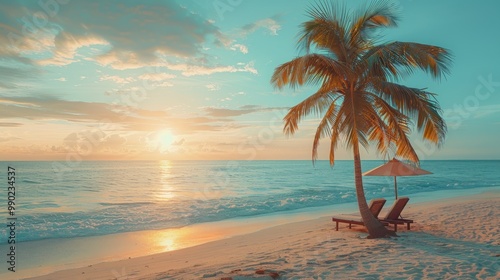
[{"left": 0, "top": 160, "right": 499, "bottom": 244}]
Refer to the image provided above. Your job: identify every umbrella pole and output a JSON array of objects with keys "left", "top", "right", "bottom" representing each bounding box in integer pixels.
[{"left": 394, "top": 176, "right": 398, "bottom": 199}]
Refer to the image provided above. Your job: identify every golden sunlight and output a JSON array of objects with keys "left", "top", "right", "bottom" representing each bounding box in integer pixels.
[
  {"left": 156, "top": 160, "right": 176, "bottom": 201},
  {"left": 158, "top": 130, "right": 175, "bottom": 153}
]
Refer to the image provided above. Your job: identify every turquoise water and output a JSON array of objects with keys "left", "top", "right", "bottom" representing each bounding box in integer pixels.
[{"left": 0, "top": 160, "right": 498, "bottom": 243}]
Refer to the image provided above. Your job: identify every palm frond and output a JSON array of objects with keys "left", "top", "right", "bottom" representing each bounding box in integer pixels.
[
  {"left": 372, "top": 82, "right": 447, "bottom": 145},
  {"left": 364, "top": 41, "right": 452, "bottom": 80},
  {"left": 271, "top": 54, "right": 346, "bottom": 89},
  {"left": 312, "top": 95, "right": 343, "bottom": 162},
  {"left": 349, "top": 0, "right": 399, "bottom": 55},
  {"left": 370, "top": 94, "right": 420, "bottom": 162},
  {"left": 329, "top": 124, "right": 340, "bottom": 165},
  {"left": 333, "top": 93, "right": 370, "bottom": 151},
  {"left": 283, "top": 87, "right": 337, "bottom": 136},
  {"left": 298, "top": 1, "right": 349, "bottom": 61},
  {"left": 361, "top": 97, "right": 394, "bottom": 156}
]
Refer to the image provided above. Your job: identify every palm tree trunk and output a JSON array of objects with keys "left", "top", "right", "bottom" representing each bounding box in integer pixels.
[{"left": 352, "top": 141, "right": 393, "bottom": 238}]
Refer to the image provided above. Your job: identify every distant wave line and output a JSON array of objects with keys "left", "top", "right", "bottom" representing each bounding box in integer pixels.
[{"left": 99, "top": 202, "right": 156, "bottom": 206}]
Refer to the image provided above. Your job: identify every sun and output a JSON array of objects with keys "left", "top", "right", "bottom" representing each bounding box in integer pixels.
[{"left": 158, "top": 130, "right": 174, "bottom": 153}]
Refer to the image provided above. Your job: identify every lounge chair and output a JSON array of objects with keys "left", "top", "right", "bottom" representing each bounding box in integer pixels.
[
  {"left": 332, "top": 198, "right": 387, "bottom": 231},
  {"left": 379, "top": 197, "right": 413, "bottom": 232}
]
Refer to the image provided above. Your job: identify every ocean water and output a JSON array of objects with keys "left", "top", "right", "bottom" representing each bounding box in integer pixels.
[{"left": 0, "top": 160, "right": 498, "bottom": 243}]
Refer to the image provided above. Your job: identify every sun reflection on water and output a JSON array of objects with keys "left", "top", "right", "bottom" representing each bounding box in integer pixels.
[
  {"left": 156, "top": 160, "right": 176, "bottom": 201},
  {"left": 150, "top": 226, "right": 232, "bottom": 253},
  {"left": 156, "top": 231, "right": 179, "bottom": 251}
]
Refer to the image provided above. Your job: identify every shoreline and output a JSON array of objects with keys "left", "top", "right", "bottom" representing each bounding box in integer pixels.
[
  {"left": 0, "top": 197, "right": 365, "bottom": 280},
  {"left": 0, "top": 187, "right": 499, "bottom": 279}
]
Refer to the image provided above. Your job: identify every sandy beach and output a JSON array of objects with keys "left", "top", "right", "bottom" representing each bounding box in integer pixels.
[{"left": 19, "top": 189, "right": 498, "bottom": 280}]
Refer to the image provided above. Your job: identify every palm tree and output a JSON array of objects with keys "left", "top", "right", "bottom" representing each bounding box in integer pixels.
[{"left": 271, "top": 0, "right": 451, "bottom": 238}]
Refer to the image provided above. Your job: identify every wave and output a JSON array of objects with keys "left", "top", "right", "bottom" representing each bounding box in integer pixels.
[
  {"left": 99, "top": 202, "right": 156, "bottom": 206},
  {"left": 22, "top": 179, "right": 40, "bottom": 184}
]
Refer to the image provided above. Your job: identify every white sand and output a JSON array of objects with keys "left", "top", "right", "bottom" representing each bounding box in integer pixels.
[{"left": 18, "top": 190, "right": 500, "bottom": 279}]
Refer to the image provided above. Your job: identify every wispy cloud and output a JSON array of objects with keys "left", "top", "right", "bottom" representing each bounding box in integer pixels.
[
  {"left": 0, "top": 136, "right": 20, "bottom": 143},
  {"left": 204, "top": 105, "right": 286, "bottom": 117},
  {"left": 472, "top": 104, "right": 500, "bottom": 118},
  {"left": 38, "top": 35, "right": 109, "bottom": 66},
  {"left": 220, "top": 16, "right": 281, "bottom": 55},
  {"left": 0, "top": 95, "right": 239, "bottom": 135},
  {"left": 104, "top": 87, "right": 142, "bottom": 96},
  {"left": 166, "top": 61, "right": 257, "bottom": 76},
  {"left": 100, "top": 75, "right": 135, "bottom": 84},
  {"left": 137, "top": 72, "right": 175, "bottom": 87},
  {"left": 230, "top": 44, "right": 248, "bottom": 54},
  {"left": 240, "top": 17, "right": 281, "bottom": 37},
  {"left": 63, "top": 131, "right": 127, "bottom": 152},
  {"left": 138, "top": 73, "right": 176, "bottom": 82},
  {"left": 443, "top": 103, "right": 500, "bottom": 123},
  {"left": 0, "top": 94, "right": 166, "bottom": 124},
  {"left": 0, "top": 64, "right": 40, "bottom": 89},
  {"left": 206, "top": 83, "right": 221, "bottom": 91},
  {"left": 0, "top": 122, "right": 22, "bottom": 127}
]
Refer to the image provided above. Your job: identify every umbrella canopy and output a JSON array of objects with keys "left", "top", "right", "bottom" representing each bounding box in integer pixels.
[{"left": 363, "top": 158, "right": 432, "bottom": 198}]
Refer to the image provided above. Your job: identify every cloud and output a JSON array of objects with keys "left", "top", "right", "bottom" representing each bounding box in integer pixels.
[
  {"left": 166, "top": 61, "right": 257, "bottom": 76},
  {"left": 0, "top": 3, "right": 57, "bottom": 65},
  {"left": 0, "top": 135, "right": 20, "bottom": 143},
  {"left": 152, "top": 81, "right": 174, "bottom": 87},
  {"left": 0, "top": 1, "right": 224, "bottom": 69},
  {"left": 102, "top": 73, "right": 176, "bottom": 92},
  {"left": 105, "top": 87, "right": 141, "bottom": 96},
  {"left": 443, "top": 103, "right": 500, "bottom": 125},
  {"left": 62, "top": 131, "right": 127, "bottom": 153},
  {"left": 1, "top": 1, "right": 266, "bottom": 83},
  {"left": 38, "top": 34, "right": 109, "bottom": 66},
  {"left": 100, "top": 134, "right": 127, "bottom": 150},
  {"left": 0, "top": 137, "right": 19, "bottom": 143},
  {"left": 206, "top": 83, "right": 220, "bottom": 91},
  {"left": 240, "top": 17, "right": 281, "bottom": 37},
  {"left": 0, "top": 122, "right": 22, "bottom": 127},
  {"left": 230, "top": 44, "right": 248, "bottom": 54},
  {"left": 173, "top": 138, "right": 185, "bottom": 146},
  {"left": 0, "top": 94, "right": 241, "bottom": 136},
  {"left": 138, "top": 73, "right": 176, "bottom": 82},
  {"left": 471, "top": 104, "right": 500, "bottom": 118},
  {"left": 205, "top": 107, "right": 254, "bottom": 117},
  {"left": 0, "top": 94, "right": 164, "bottom": 125},
  {"left": 137, "top": 72, "right": 175, "bottom": 87},
  {"left": 215, "top": 16, "right": 281, "bottom": 55},
  {"left": 100, "top": 75, "right": 135, "bottom": 84},
  {"left": 0, "top": 63, "right": 40, "bottom": 89},
  {"left": 204, "top": 105, "right": 287, "bottom": 118},
  {"left": 55, "top": 77, "right": 66, "bottom": 82},
  {"left": 239, "top": 105, "right": 261, "bottom": 110}
]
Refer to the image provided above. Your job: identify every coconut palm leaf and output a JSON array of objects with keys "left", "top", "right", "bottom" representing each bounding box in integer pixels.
[
  {"left": 364, "top": 42, "right": 452, "bottom": 79},
  {"left": 271, "top": 54, "right": 346, "bottom": 89}
]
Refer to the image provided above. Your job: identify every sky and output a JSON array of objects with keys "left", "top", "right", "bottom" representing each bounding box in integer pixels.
[{"left": 1, "top": 0, "right": 499, "bottom": 161}]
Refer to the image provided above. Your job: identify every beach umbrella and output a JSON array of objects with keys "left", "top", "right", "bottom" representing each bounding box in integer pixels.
[{"left": 363, "top": 158, "right": 432, "bottom": 199}]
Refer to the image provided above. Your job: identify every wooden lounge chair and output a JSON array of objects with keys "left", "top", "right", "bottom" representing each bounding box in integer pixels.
[
  {"left": 332, "top": 198, "right": 387, "bottom": 231},
  {"left": 379, "top": 197, "right": 413, "bottom": 232}
]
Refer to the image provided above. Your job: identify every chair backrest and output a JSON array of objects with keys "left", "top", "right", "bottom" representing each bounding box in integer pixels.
[
  {"left": 383, "top": 197, "right": 410, "bottom": 220},
  {"left": 368, "top": 198, "right": 386, "bottom": 218}
]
